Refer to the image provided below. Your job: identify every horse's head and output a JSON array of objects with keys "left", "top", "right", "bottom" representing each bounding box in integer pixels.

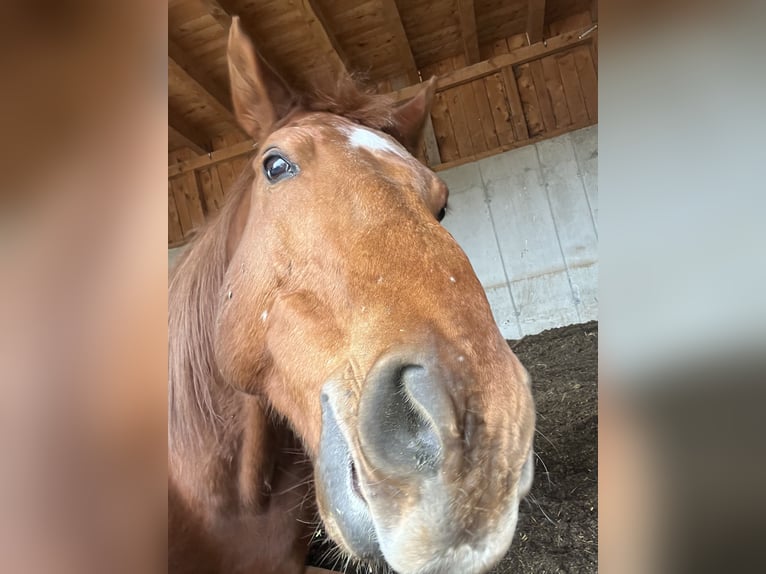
[{"left": 215, "top": 18, "right": 535, "bottom": 574}]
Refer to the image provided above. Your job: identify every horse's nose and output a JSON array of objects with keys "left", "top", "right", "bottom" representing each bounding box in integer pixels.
[{"left": 358, "top": 354, "right": 455, "bottom": 475}]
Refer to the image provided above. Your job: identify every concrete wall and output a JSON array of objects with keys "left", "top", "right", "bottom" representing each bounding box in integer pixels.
[
  {"left": 440, "top": 125, "right": 598, "bottom": 339},
  {"left": 168, "top": 125, "right": 598, "bottom": 339},
  {"left": 168, "top": 246, "right": 185, "bottom": 271}
]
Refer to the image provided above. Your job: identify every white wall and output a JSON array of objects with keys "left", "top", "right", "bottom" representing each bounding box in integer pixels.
[
  {"left": 440, "top": 125, "right": 598, "bottom": 339},
  {"left": 169, "top": 126, "right": 598, "bottom": 339}
]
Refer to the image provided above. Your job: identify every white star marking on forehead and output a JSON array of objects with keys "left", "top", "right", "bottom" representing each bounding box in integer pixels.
[{"left": 343, "top": 126, "right": 410, "bottom": 159}]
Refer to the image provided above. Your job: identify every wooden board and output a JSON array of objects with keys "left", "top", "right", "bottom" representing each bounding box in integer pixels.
[
  {"left": 485, "top": 71, "right": 515, "bottom": 146},
  {"left": 438, "top": 58, "right": 475, "bottom": 159},
  {"left": 168, "top": 181, "right": 184, "bottom": 245},
  {"left": 541, "top": 55, "right": 571, "bottom": 128},
  {"left": 452, "top": 54, "right": 488, "bottom": 155},
  {"left": 421, "top": 60, "right": 459, "bottom": 163},
  {"left": 169, "top": 149, "right": 206, "bottom": 237},
  {"left": 500, "top": 66, "right": 529, "bottom": 141},
  {"left": 515, "top": 63, "right": 545, "bottom": 137},
  {"left": 557, "top": 51, "right": 589, "bottom": 125},
  {"left": 573, "top": 44, "right": 598, "bottom": 121},
  {"left": 470, "top": 76, "right": 501, "bottom": 150},
  {"left": 529, "top": 60, "right": 557, "bottom": 132},
  {"left": 197, "top": 167, "right": 225, "bottom": 214},
  {"left": 486, "top": 39, "right": 520, "bottom": 144}
]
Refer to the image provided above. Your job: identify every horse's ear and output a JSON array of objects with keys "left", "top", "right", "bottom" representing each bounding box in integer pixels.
[
  {"left": 389, "top": 76, "right": 437, "bottom": 153},
  {"left": 227, "top": 17, "right": 293, "bottom": 141}
]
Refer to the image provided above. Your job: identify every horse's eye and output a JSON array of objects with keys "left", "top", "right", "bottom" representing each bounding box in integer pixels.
[
  {"left": 263, "top": 153, "right": 296, "bottom": 183},
  {"left": 436, "top": 205, "right": 447, "bottom": 222}
]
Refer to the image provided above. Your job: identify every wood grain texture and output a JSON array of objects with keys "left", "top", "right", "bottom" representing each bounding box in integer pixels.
[
  {"left": 557, "top": 52, "right": 588, "bottom": 125},
  {"left": 515, "top": 63, "right": 544, "bottom": 136},
  {"left": 452, "top": 54, "right": 488, "bottom": 154},
  {"left": 168, "top": 181, "right": 184, "bottom": 244},
  {"left": 169, "top": 150, "right": 206, "bottom": 237},
  {"left": 529, "top": 60, "right": 556, "bottom": 131},
  {"left": 379, "top": 0, "right": 420, "bottom": 82},
  {"left": 392, "top": 28, "right": 597, "bottom": 102},
  {"left": 573, "top": 44, "right": 598, "bottom": 121},
  {"left": 526, "top": 0, "right": 546, "bottom": 44},
  {"left": 501, "top": 66, "right": 530, "bottom": 141},
  {"left": 458, "top": 0, "right": 481, "bottom": 64},
  {"left": 541, "top": 54, "right": 571, "bottom": 128}
]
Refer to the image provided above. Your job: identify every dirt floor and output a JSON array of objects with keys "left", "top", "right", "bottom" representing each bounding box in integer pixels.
[{"left": 308, "top": 321, "right": 598, "bottom": 573}]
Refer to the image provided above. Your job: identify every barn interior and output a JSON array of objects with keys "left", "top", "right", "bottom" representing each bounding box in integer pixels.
[{"left": 168, "top": 1, "right": 598, "bottom": 572}]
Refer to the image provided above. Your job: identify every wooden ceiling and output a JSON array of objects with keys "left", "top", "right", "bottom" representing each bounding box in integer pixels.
[{"left": 168, "top": 0, "right": 592, "bottom": 156}]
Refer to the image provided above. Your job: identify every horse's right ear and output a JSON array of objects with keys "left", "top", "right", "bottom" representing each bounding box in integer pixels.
[{"left": 227, "top": 17, "right": 293, "bottom": 141}]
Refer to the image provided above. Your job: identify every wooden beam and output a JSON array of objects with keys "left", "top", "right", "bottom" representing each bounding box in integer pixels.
[
  {"left": 379, "top": 0, "right": 419, "bottom": 83},
  {"left": 296, "top": 0, "right": 348, "bottom": 75},
  {"left": 168, "top": 39, "right": 231, "bottom": 114},
  {"left": 169, "top": 139, "right": 255, "bottom": 178},
  {"left": 393, "top": 27, "right": 596, "bottom": 101},
  {"left": 526, "top": 0, "right": 547, "bottom": 45},
  {"left": 168, "top": 57, "right": 239, "bottom": 128},
  {"left": 168, "top": 30, "right": 596, "bottom": 177},
  {"left": 457, "top": 0, "right": 480, "bottom": 64},
  {"left": 433, "top": 117, "right": 594, "bottom": 172},
  {"left": 169, "top": 108, "right": 210, "bottom": 155},
  {"left": 198, "top": 0, "right": 232, "bottom": 30}
]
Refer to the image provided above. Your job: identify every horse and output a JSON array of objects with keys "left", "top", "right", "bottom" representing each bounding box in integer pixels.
[{"left": 168, "top": 16, "right": 536, "bottom": 574}]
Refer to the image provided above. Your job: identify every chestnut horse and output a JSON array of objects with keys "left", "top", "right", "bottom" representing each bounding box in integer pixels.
[{"left": 169, "top": 17, "right": 535, "bottom": 574}]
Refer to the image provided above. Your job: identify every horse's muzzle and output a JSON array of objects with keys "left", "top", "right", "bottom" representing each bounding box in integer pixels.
[{"left": 315, "top": 347, "right": 534, "bottom": 574}]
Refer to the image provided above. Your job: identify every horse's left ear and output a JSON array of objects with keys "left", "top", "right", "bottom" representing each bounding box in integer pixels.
[
  {"left": 389, "top": 76, "right": 437, "bottom": 153},
  {"left": 227, "top": 17, "right": 294, "bottom": 141}
]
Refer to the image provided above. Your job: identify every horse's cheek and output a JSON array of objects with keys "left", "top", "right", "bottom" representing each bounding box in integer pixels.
[{"left": 213, "top": 299, "right": 269, "bottom": 394}]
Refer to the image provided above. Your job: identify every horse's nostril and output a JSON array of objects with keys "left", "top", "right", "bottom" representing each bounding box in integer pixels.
[{"left": 359, "top": 358, "right": 453, "bottom": 476}]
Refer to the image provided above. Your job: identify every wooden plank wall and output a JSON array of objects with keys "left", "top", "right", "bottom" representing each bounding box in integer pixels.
[
  {"left": 422, "top": 10, "right": 597, "bottom": 170},
  {"left": 168, "top": 11, "right": 597, "bottom": 246}
]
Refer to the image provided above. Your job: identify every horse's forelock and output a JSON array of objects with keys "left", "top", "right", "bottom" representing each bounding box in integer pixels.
[{"left": 298, "top": 73, "right": 397, "bottom": 133}]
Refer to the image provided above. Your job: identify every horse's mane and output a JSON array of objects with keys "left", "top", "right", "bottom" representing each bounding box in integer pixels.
[{"left": 168, "top": 75, "right": 398, "bottom": 454}]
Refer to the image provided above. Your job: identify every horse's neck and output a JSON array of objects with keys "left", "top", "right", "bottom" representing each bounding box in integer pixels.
[
  {"left": 169, "top": 392, "right": 316, "bottom": 573},
  {"left": 170, "top": 392, "right": 276, "bottom": 517}
]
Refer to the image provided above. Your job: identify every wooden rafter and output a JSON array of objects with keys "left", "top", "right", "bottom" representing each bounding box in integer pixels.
[
  {"left": 200, "top": 0, "right": 300, "bottom": 92},
  {"left": 296, "top": 0, "right": 348, "bottom": 75},
  {"left": 393, "top": 28, "right": 594, "bottom": 101},
  {"left": 457, "top": 0, "right": 480, "bottom": 64},
  {"left": 168, "top": 57, "right": 239, "bottom": 128},
  {"left": 169, "top": 39, "right": 231, "bottom": 115},
  {"left": 169, "top": 108, "right": 210, "bottom": 154},
  {"left": 379, "top": 0, "right": 419, "bottom": 83},
  {"left": 377, "top": 0, "right": 440, "bottom": 167},
  {"left": 169, "top": 29, "right": 596, "bottom": 178},
  {"left": 198, "top": 0, "right": 232, "bottom": 30},
  {"left": 526, "top": 0, "right": 547, "bottom": 44}
]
